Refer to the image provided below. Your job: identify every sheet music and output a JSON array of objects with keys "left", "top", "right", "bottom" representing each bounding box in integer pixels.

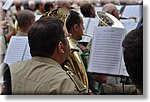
[
  {"left": 79, "top": 34, "right": 92, "bottom": 43},
  {"left": 35, "top": 15, "right": 42, "bottom": 21},
  {"left": 83, "top": 17, "right": 90, "bottom": 34},
  {"left": 122, "top": 5, "right": 142, "bottom": 22},
  {"left": 4, "top": 36, "right": 28, "bottom": 65},
  {"left": 22, "top": 41, "right": 31, "bottom": 61},
  {"left": 120, "top": 5, "right": 142, "bottom": 33},
  {"left": 88, "top": 27, "right": 127, "bottom": 76},
  {"left": 2, "top": 0, "right": 14, "bottom": 10},
  {"left": 81, "top": 17, "right": 99, "bottom": 42},
  {"left": 85, "top": 17, "right": 99, "bottom": 37},
  {"left": 120, "top": 52, "right": 129, "bottom": 76}
]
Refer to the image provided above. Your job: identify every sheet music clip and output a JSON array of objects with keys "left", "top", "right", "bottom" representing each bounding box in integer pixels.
[{"left": 120, "top": 76, "right": 127, "bottom": 95}]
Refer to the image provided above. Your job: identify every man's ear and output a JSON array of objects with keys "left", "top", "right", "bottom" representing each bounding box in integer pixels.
[
  {"left": 30, "top": 19, "right": 35, "bottom": 25},
  {"left": 73, "top": 24, "right": 78, "bottom": 32},
  {"left": 58, "top": 42, "right": 65, "bottom": 53},
  {"left": 90, "top": 8, "right": 93, "bottom": 13}
]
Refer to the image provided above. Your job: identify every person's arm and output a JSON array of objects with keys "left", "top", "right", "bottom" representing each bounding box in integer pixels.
[{"left": 5, "top": 29, "right": 16, "bottom": 43}]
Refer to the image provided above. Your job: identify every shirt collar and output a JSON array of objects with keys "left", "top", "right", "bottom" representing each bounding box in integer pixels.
[
  {"left": 71, "top": 38, "right": 78, "bottom": 45},
  {"left": 31, "top": 56, "right": 62, "bottom": 68},
  {"left": 16, "top": 31, "right": 28, "bottom": 36}
]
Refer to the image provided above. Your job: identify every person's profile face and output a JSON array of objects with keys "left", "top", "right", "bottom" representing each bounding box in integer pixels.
[
  {"left": 113, "top": 10, "right": 120, "bottom": 20},
  {"left": 76, "top": 16, "right": 84, "bottom": 40}
]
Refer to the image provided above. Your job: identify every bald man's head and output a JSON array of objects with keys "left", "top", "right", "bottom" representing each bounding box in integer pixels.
[
  {"left": 16, "top": 10, "right": 35, "bottom": 29},
  {"left": 102, "top": 3, "right": 119, "bottom": 19}
]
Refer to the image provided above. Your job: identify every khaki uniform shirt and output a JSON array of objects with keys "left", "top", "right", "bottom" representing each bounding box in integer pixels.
[
  {"left": 10, "top": 56, "right": 87, "bottom": 95},
  {"left": 0, "top": 35, "right": 7, "bottom": 55},
  {"left": 16, "top": 31, "right": 28, "bottom": 36}
]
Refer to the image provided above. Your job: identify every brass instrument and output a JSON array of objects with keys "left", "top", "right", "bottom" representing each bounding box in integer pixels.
[
  {"left": 42, "top": 8, "right": 89, "bottom": 92},
  {"left": 13, "top": 20, "right": 18, "bottom": 32},
  {"left": 97, "top": 11, "right": 114, "bottom": 26},
  {"left": 64, "top": 37, "right": 88, "bottom": 86},
  {"left": 97, "top": 11, "right": 124, "bottom": 28}
]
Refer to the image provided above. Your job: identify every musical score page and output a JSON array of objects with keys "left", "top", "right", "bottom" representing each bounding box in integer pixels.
[
  {"left": 88, "top": 27, "right": 127, "bottom": 76},
  {"left": 23, "top": 41, "right": 31, "bottom": 61},
  {"left": 4, "top": 36, "right": 28, "bottom": 65}
]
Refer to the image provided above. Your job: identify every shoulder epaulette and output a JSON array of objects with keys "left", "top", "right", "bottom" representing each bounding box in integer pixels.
[{"left": 66, "top": 71, "right": 86, "bottom": 92}]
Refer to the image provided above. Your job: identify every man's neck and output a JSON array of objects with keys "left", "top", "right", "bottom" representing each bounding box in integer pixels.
[{"left": 19, "top": 28, "right": 29, "bottom": 33}]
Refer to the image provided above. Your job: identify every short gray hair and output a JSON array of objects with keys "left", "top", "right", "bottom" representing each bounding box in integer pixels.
[{"left": 102, "top": 3, "right": 118, "bottom": 14}]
